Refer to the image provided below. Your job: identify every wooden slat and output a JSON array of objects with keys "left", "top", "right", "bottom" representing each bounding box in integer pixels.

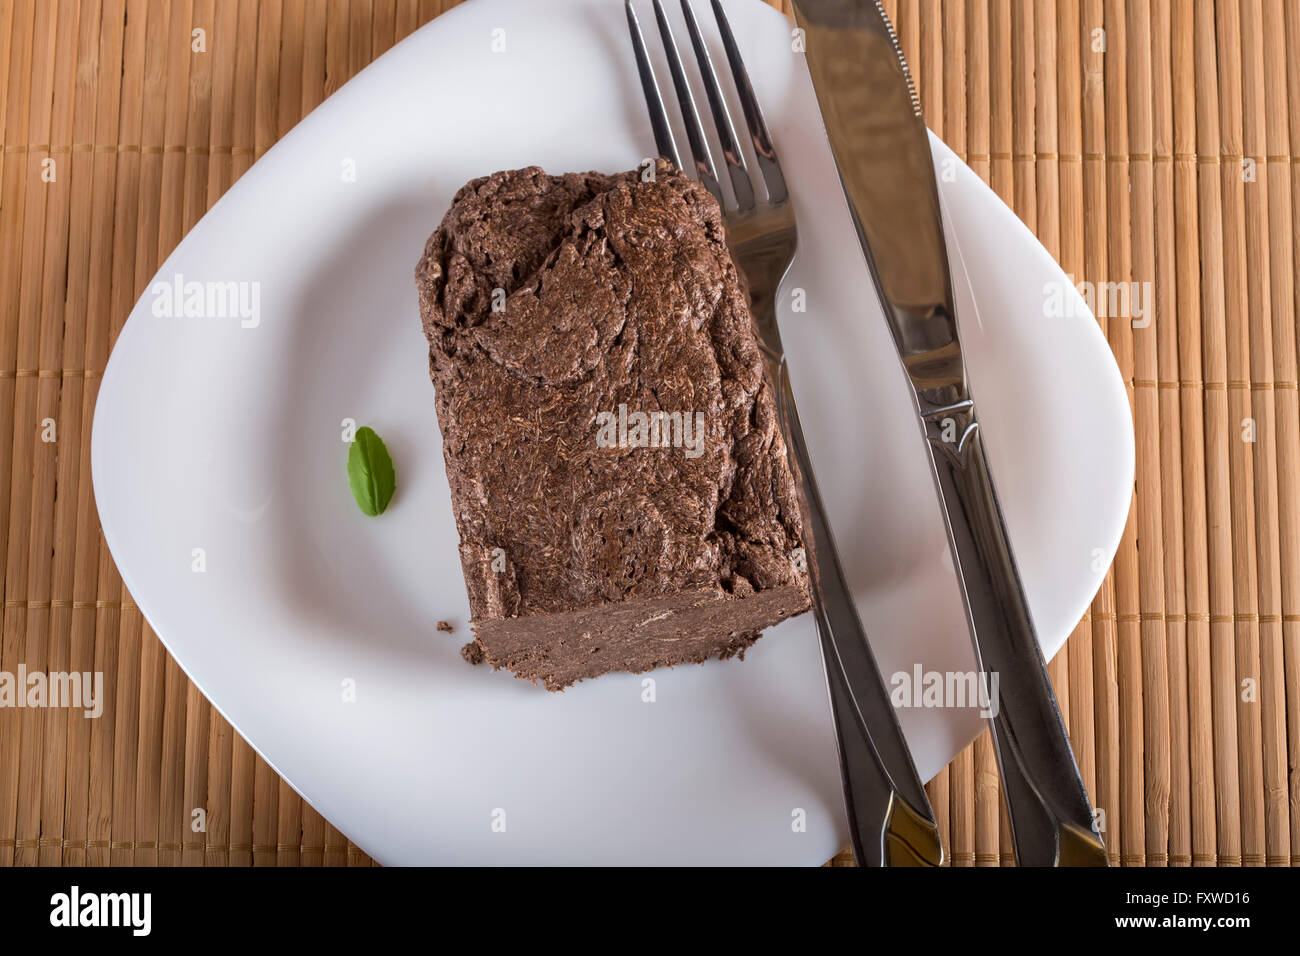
[
  {"left": 1, "top": 0, "right": 60, "bottom": 870},
  {"left": 1239, "top": 0, "right": 1290, "bottom": 868},
  {"left": 18, "top": 0, "right": 80, "bottom": 868},
  {"left": 1171, "top": 0, "right": 1217, "bottom": 868},
  {"left": 1126, "top": 0, "right": 1171, "bottom": 867},
  {"left": 102, "top": 0, "right": 146, "bottom": 869},
  {"left": 1082, "top": 0, "right": 1123, "bottom": 866},
  {"left": 1150, "top": 0, "right": 1191, "bottom": 867},
  {"left": 1270, "top": 0, "right": 1300, "bottom": 867},
  {"left": 75, "top": 0, "right": 125, "bottom": 869},
  {"left": 1195, "top": 0, "right": 1242, "bottom": 868},
  {"left": 44, "top": 0, "right": 101, "bottom": 867}
]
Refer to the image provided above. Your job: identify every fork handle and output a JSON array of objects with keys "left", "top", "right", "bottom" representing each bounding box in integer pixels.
[
  {"left": 822, "top": 628, "right": 947, "bottom": 865},
  {"left": 766, "top": 341, "right": 943, "bottom": 867}
]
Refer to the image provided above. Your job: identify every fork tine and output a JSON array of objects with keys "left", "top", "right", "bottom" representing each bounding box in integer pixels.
[
  {"left": 625, "top": 0, "right": 683, "bottom": 170},
  {"left": 709, "top": 0, "right": 788, "bottom": 204},
  {"left": 680, "top": 0, "right": 756, "bottom": 211},
  {"left": 650, "top": 0, "right": 723, "bottom": 206}
]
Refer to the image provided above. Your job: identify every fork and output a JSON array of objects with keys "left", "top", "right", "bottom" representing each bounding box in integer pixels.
[{"left": 625, "top": 0, "right": 944, "bottom": 867}]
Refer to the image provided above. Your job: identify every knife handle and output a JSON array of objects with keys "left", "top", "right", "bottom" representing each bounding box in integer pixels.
[
  {"left": 769, "top": 350, "right": 943, "bottom": 867},
  {"left": 922, "top": 401, "right": 1108, "bottom": 867}
]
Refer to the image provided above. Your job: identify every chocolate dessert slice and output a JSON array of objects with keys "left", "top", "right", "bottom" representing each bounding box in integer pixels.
[{"left": 414, "top": 162, "right": 810, "bottom": 690}]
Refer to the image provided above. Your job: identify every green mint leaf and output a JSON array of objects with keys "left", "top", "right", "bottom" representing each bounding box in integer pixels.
[{"left": 347, "top": 425, "right": 396, "bottom": 517}]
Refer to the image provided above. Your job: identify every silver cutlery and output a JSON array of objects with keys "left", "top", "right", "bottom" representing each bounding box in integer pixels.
[
  {"left": 791, "top": 0, "right": 1108, "bottom": 866},
  {"left": 626, "top": 0, "right": 944, "bottom": 867}
]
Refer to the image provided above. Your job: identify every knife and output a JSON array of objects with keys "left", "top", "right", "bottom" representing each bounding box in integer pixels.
[{"left": 791, "top": 0, "right": 1108, "bottom": 867}]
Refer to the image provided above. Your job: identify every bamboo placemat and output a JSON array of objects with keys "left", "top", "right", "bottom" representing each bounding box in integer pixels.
[{"left": 0, "top": 0, "right": 1295, "bottom": 868}]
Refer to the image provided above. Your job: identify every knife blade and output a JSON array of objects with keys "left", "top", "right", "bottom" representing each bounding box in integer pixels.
[{"left": 791, "top": 0, "right": 1108, "bottom": 867}]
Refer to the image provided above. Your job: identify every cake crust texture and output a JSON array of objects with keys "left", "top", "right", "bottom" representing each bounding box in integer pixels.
[{"left": 415, "top": 163, "right": 810, "bottom": 690}]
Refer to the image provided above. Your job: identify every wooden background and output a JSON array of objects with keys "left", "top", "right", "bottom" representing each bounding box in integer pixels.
[{"left": 0, "top": 0, "right": 1296, "bottom": 867}]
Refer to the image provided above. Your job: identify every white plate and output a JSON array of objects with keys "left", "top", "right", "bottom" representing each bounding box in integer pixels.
[{"left": 92, "top": 0, "right": 1133, "bottom": 865}]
